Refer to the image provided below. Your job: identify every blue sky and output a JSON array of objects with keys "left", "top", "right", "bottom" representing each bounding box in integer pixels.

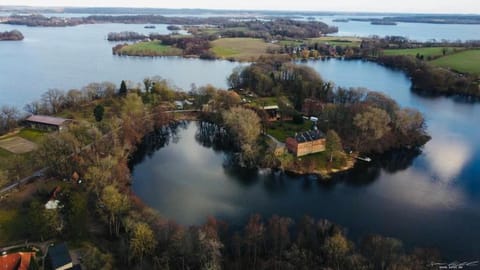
[{"left": 2, "top": 0, "right": 479, "bottom": 14}]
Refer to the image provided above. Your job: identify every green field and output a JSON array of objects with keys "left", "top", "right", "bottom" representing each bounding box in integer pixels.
[
  {"left": 383, "top": 47, "right": 459, "bottom": 58},
  {"left": 431, "top": 49, "right": 480, "bottom": 74},
  {"left": 210, "top": 38, "right": 280, "bottom": 61},
  {"left": 17, "top": 128, "right": 47, "bottom": 143},
  {"left": 307, "top": 36, "right": 362, "bottom": 47},
  {"left": 249, "top": 96, "right": 283, "bottom": 107},
  {"left": 0, "top": 209, "right": 24, "bottom": 244},
  {"left": 267, "top": 120, "right": 313, "bottom": 142},
  {"left": 119, "top": 41, "right": 183, "bottom": 56}
]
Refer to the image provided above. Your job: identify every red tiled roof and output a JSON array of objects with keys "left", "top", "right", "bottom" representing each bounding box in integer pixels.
[
  {"left": 0, "top": 252, "right": 35, "bottom": 270},
  {"left": 25, "top": 115, "right": 69, "bottom": 126},
  {"left": 0, "top": 253, "right": 21, "bottom": 270}
]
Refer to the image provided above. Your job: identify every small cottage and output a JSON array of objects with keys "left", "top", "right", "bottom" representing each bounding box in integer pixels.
[
  {"left": 286, "top": 130, "right": 326, "bottom": 157},
  {"left": 24, "top": 115, "right": 71, "bottom": 131}
]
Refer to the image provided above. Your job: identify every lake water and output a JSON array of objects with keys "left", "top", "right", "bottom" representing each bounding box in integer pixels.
[
  {"left": 1, "top": 22, "right": 480, "bottom": 259},
  {"left": 131, "top": 59, "right": 480, "bottom": 260},
  {"left": 0, "top": 23, "right": 242, "bottom": 108},
  {"left": 319, "top": 16, "right": 480, "bottom": 42}
]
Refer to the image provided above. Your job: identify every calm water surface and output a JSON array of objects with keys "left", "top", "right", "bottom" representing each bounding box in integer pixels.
[
  {"left": 0, "top": 22, "right": 479, "bottom": 259},
  {"left": 0, "top": 23, "right": 242, "bottom": 107},
  {"left": 307, "top": 15, "right": 480, "bottom": 42},
  {"left": 132, "top": 59, "right": 480, "bottom": 259}
]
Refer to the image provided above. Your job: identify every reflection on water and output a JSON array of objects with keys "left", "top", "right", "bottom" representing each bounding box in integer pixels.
[
  {"left": 425, "top": 134, "right": 473, "bottom": 183},
  {"left": 131, "top": 121, "right": 480, "bottom": 259}
]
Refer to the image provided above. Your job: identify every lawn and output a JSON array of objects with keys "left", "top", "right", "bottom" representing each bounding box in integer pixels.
[
  {"left": 249, "top": 97, "right": 282, "bottom": 107},
  {"left": 267, "top": 120, "right": 314, "bottom": 142},
  {"left": 210, "top": 38, "right": 280, "bottom": 61},
  {"left": 118, "top": 41, "right": 183, "bottom": 56},
  {"left": 0, "top": 148, "right": 12, "bottom": 170},
  {"left": 307, "top": 36, "right": 362, "bottom": 47},
  {"left": 0, "top": 208, "right": 25, "bottom": 245},
  {"left": 383, "top": 47, "right": 460, "bottom": 58},
  {"left": 431, "top": 49, "right": 480, "bottom": 74},
  {"left": 18, "top": 128, "right": 47, "bottom": 144}
]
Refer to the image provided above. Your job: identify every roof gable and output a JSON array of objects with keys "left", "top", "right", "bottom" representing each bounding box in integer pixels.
[{"left": 25, "top": 115, "right": 69, "bottom": 126}]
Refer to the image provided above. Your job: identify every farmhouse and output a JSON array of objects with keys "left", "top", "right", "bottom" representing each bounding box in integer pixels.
[
  {"left": 24, "top": 115, "right": 71, "bottom": 131},
  {"left": 285, "top": 129, "right": 326, "bottom": 157}
]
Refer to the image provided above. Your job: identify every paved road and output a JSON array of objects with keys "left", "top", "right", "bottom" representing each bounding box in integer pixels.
[{"left": 0, "top": 168, "right": 47, "bottom": 195}]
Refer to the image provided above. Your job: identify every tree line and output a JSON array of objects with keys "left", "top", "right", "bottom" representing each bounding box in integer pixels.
[
  {"left": 277, "top": 36, "right": 480, "bottom": 98},
  {"left": 5, "top": 14, "right": 337, "bottom": 39},
  {"left": 0, "top": 30, "right": 24, "bottom": 41},
  {"left": 376, "top": 55, "right": 479, "bottom": 98},
  {"left": 228, "top": 57, "right": 430, "bottom": 153},
  {"left": 0, "top": 76, "right": 440, "bottom": 269}
]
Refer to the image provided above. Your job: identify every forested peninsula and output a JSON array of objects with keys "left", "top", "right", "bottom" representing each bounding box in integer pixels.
[{"left": 0, "top": 54, "right": 437, "bottom": 269}]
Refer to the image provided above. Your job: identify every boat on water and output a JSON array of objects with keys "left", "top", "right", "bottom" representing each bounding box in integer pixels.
[
  {"left": 144, "top": 25, "right": 156, "bottom": 29},
  {"left": 356, "top": 156, "right": 372, "bottom": 162}
]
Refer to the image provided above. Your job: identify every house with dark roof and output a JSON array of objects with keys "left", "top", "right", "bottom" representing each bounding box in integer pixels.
[
  {"left": 285, "top": 129, "right": 326, "bottom": 157},
  {"left": 46, "top": 243, "right": 73, "bottom": 270},
  {"left": 24, "top": 115, "right": 71, "bottom": 131}
]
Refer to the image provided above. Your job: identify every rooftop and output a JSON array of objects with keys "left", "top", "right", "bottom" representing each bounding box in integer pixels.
[
  {"left": 26, "top": 115, "right": 70, "bottom": 127},
  {"left": 48, "top": 243, "right": 72, "bottom": 269},
  {"left": 293, "top": 130, "right": 325, "bottom": 143},
  {"left": 263, "top": 105, "right": 279, "bottom": 110},
  {"left": 0, "top": 252, "right": 35, "bottom": 270}
]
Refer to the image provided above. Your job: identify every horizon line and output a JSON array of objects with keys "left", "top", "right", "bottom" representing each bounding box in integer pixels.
[{"left": 1, "top": 5, "right": 479, "bottom": 16}]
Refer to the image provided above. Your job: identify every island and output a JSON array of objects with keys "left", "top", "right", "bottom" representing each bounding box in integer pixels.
[
  {"left": 109, "top": 18, "right": 338, "bottom": 60},
  {"left": 0, "top": 30, "right": 24, "bottom": 41}
]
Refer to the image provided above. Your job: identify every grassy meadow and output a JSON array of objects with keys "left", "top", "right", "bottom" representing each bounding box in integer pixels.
[
  {"left": 210, "top": 38, "right": 280, "bottom": 61},
  {"left": 307, "top": 36, "right": 362, "bottom": 47},
  {"left": 118, "top": 41, "right": 183, "bottom": 56},
  {"left": 383, "top": 47, "right": 460, "bottom": 58},
  {"left": 431, "top": 49, "right": 480, "bottom": 74}
]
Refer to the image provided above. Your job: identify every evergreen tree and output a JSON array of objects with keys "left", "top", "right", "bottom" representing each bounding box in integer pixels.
[
  {"left": 93, "top": 104, "right": 105, "bottom": 122},
  {"left": 119, "top": 80, "right": 128, "bottom": 96}
]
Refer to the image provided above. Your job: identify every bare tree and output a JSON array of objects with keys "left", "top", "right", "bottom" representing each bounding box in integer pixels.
[
  {"left": 41, "top": 88, "right": 65, "bottom": 114},
  {"left": 222, "top": 107, "right": 261, "bottom": 166},
  {"left": 0, "top": 105, "right": 20, "bottom": 133},
  {"left": 65, "top": 89, "right": 84, "bottom": 108},
  {"left": 23, "top": 100, "right": 46, "bottom": 115}
]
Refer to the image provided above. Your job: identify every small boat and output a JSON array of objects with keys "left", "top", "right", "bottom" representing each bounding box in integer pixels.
[
  {"left": 356, "top": 156, "right": 372, "bottom": 162},
  {"left": 144, "top": 25, "right": 156, "bottom": 29}
]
